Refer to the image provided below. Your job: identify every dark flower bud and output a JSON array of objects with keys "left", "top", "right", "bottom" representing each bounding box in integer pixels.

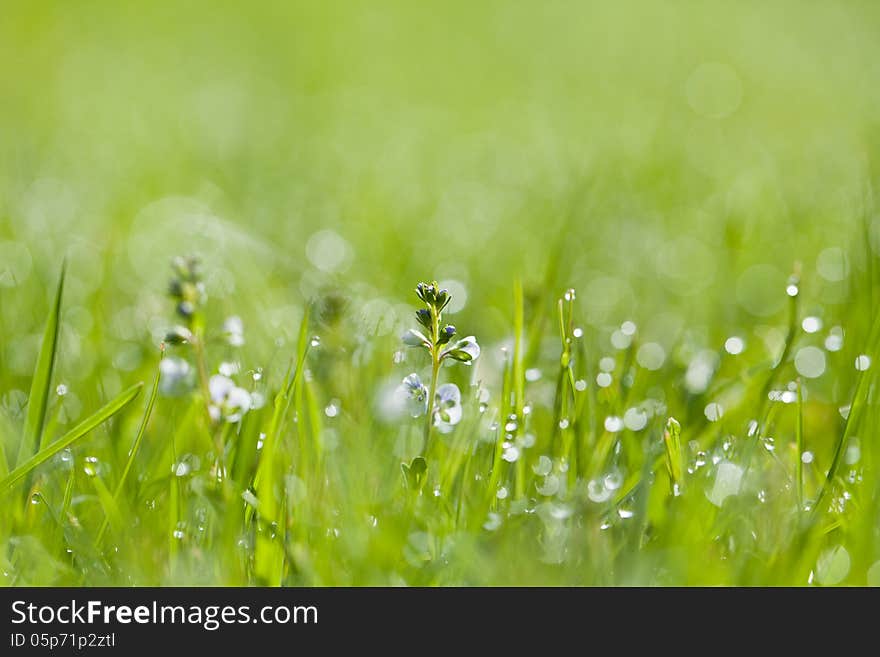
[
  {"left": 415, "top": 308, "right": 432, "bottom": 329},
  {"left": 165, "top": 326, "right": 193, "bottom": 345},
  {"left": 177, "top": 301, "right": 195, "bottom": 318},
  {"left": 168, "top": 279, "right": 183, "bottom": 299},
  {"left": 437, "top": 324, "right": 456, "bottom": 345}
]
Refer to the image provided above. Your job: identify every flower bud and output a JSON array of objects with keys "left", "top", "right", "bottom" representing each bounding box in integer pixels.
[
  {"left": 415, "top": 308, "right": 432, "bottom": 329},
  {"left": 165, "top": 326, "right": 194, "bottom": 345},
  {"left": 437, "top": 325, "right": 456, "bottom": 345}
]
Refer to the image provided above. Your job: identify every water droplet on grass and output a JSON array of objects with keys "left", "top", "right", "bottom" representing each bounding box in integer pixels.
[
  {"left": 483, "top": 513, "right": 502, "bottom": 531},
  {"left": 604, "top": 472, "right": 623, "bottom": 490},
  {"left": 802, "top": 316, "right": 822, "bottom": 333},
  {"left": 794, "top": 346, "right": 826, "bottom": 379},
  {"left": 623, "top": 407, "right": 648, "bottom": 431},
  {"left": 604, "top": 416, "right": 623, "bottom": 432},
  {"left": 724, "top": 336, "right": 745, "bottom": 355},
  {"left": 502, "top": 446, "right": 521, "bottom": 463},
  {"left": 636, "top": 342, "right": 666, "bottom": 370},
  {"left": 587, "top": 479, "right": 611, "bottom": 503},
  {"left": 537, "top": 474, "right": 560, "bottom": 496},
  {"left": 706, "top": 461, "right": 744, "bottom": 507},
  {"left": 704, "top": 402, "right": 723, "bottom": 422},
  {"left": 83, "top": 456, "right": 99, "bottom": 477},
  {"left": 855, "top": 354, "right": 872, "bottom": 371},
  {"left": 533, "top": 455, "right": 553, "bottom": 476},
  {"left": 824, "top": 326, "right": 844, "bottom": 352},
  {"left": 56, "top": 383, "right": 68, "bottom": 396}
]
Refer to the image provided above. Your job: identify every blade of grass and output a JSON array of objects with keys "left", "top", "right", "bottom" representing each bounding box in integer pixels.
[
  {"left": 254, "top": 307, "right": 310, "bottom": 585},
  {"left": 795, "top": 378, "right": 805, "bottom": 508},
  {"left": 1, "top": 383, "right": 143, "bottom": 493},
  {"left": 16, "top": 261, "right": 65, "bottom": 467},
  {"left": 96, "top": 356, "right": 162, "bottom": 546},
  {"left": 512, "top": 279, "right": 525, "bottom": 499}
]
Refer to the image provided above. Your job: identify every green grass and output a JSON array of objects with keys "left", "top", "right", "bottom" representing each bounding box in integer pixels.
[{"left": 2, "top": 1, "right": 880, "bottom": 586}]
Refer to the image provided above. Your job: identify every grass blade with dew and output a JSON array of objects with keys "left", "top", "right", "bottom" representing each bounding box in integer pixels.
[
  {"left": 795, "top": 378, "right": 805, "bottom": 508},
  {"left": 662, "top": 417, "right": 684, "bottom": 496},
  {"left": 254, "top": 307, "right": 311, "bottom": 585},
  {"left": 95, "top": 352, "right": 163, "bottom": 547},
  {"left": 16, "top": 260, "right": 65, "bottom": 467},
  {"left": 512, "top": 279, "right": 526, "bottom": 498},
  {"left": 1, "top": 383, "right": 143, "bottom": 493}
]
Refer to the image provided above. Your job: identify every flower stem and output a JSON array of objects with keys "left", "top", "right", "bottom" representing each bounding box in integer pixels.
[
  {"left": 191, "top": 317, "right": 213, "bottom": 421},
  {"left": 422, "top": 309, "right": 441, "bottom": 457}
]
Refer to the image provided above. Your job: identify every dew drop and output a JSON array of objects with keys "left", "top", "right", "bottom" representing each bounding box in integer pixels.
[
  {"left": 533, "top": 455, "right": 553, "bottom": 476},
  {"left": 724, "top": 336, "right": 745, "bottom": 355},
  {"left": 502, "top": 446, "right": 521, "bottom": 463},
  {"left": 604, "top": 415, "right": 624, "bottom": 433},
  {"left": 802, "top": 316, "right": 822, "bottom": 334}
]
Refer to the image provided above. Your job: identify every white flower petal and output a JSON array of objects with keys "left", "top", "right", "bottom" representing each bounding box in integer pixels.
[{"left": 209, "top": 375, "right": 234, "bottom": 404}]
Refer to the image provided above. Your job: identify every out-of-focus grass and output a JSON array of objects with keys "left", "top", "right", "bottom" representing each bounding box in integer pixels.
[{"left": 1, "top": 1, "right": 880, "bottom": 585}]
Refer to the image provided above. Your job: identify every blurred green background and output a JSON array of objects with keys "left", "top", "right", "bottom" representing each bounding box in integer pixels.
[{"left": 2, "top": 1, "right": 880, "bottom": 585}]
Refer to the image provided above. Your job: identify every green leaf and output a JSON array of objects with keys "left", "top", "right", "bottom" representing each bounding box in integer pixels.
[
  {"left": 1, "top": 383, "right": 143, "bottom": 493},
  {"left": 16, "top": 261, "right": 65, "bottom": 467},
  {"left": 402, "top": 456, "right": 427, "bottom": 490}
]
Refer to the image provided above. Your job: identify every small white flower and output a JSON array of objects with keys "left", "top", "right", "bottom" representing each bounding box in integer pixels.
[
  {"left": 402, "top": 329, "right": 430, "bottom": 347},
  {"left": 441, "top": 336, "right": 480, "bottom": 364},
  {"left": 396, "top": 373, "right": 429, "bottom": 418},
  {"left": 208, "top": 374, "right": 252, "bottom": 423},
  {"left": 433, "top": 383, "right": 462, "bottom": 433},
  {"left": 223, "top": 315, "right": 245, "bottom": 347},
  {"left": 159, "top": 357, "right": 192, "bottom": 395}
]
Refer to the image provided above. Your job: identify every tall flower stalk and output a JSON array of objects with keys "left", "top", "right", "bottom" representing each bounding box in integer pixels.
[{"left": 398, "top": 281, "right": 480, "bottom": 487}]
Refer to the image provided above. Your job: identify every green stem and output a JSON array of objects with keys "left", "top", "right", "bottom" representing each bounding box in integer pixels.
[{"left": 423, "top": 344, "right": 441, "bottom": 458}]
